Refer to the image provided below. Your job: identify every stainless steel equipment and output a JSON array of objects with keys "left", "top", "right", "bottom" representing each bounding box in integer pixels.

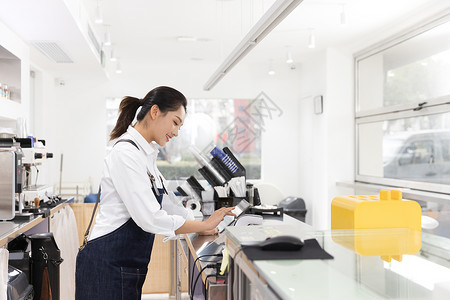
[
  {"left": 0, "top": 145, "right": 23, "bottom": 220},
  {"left": 0, "top": 137, "right": 53, "bottom": 220}
]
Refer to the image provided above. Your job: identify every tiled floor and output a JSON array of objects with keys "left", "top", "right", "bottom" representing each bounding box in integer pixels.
[{"left": 141, "top": 293, "right": 189, "bottom": 300}]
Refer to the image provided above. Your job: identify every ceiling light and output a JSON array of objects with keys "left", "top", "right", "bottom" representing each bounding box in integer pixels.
[
  {"left": 204, "top": 0, "right": 304, "bottom": 91},
  {"left": 95, "top": 4, "right": 103, "bottom": 24},
  {"left": 110, "top": 47, "right": 117, "bottom": 62},
  {"left": 308, "top": 29, "right": 315, "bottom": 49},
  {"left": 340, "top": 4, "right": 347, "bottom": 26},
  {"left": 104, "top": 28, "right": 111, "bottom": 46},
  {"left": 268, "top": 60, "right": 275, "bottom": 75},
  {"left": 286, "top": 51, "right": 294, "bottom": 64},
  {"left": 115, "top": 61, "right": 122, "bottom": 74}
]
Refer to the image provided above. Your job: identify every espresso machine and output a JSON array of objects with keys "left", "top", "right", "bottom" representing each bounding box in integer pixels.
[
  {"left": 0, "top": 137, "right": 53, "bottom": 220},
  {"left": 18, "top": 138, "right": 54, "bottom": 211},
  {"left": 0, "top": 138, "right": 23, "bottom": 220}
]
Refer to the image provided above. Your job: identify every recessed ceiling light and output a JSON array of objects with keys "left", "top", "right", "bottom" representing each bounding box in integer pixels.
[{"left": 177, "top": 36, "right": 197, "bottom": 42}]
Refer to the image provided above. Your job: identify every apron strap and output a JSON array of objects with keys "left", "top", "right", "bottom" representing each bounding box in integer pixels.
[
  {"left": 113, "top": 139, "right": 139, "bottom": 150},
  {"left": 79, "top": 186, "right": 101, "bottom": 251},
  {"left": 79, "top": 139, "right": 140, "bottom": 251}
]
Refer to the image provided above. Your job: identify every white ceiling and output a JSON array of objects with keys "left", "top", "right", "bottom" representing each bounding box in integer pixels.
[{"left": 0, "top": 0, "right": 448, "bottom": 84}]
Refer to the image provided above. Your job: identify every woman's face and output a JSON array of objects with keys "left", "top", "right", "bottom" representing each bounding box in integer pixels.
[{"left": 150, "top": 105, "right": 186, "bottom": 146}]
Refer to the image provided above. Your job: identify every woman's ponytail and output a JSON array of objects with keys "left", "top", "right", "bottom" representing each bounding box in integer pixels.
[
  {"left": 109, "top": 86, "right": 187, "bottom": 141},
  {"left": 109, "top": 96, "right": 141, "bottom": 140}
]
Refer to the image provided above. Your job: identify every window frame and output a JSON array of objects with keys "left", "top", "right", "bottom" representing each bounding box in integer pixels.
[{"left": 354, "top": 10, "right": 450, "bottom": 195}]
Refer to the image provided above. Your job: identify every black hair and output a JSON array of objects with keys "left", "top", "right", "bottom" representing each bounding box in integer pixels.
[{"left": 110, "top": 86, "right": 187, "bottom": 140}]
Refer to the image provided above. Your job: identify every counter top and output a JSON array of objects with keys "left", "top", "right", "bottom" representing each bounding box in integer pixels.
[
  {"left": 0, "top": 200, "right": 70, "bottom": 248},
  {"left": 225, "top": 219, "right": 450, "bottom": 300}
]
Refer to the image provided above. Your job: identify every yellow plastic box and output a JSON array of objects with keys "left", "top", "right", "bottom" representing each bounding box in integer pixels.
[{"left": 331, "top": 190, "right": 421, "bottom": 231}]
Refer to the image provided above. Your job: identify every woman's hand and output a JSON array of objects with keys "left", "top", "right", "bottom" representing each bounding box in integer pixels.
[
  {"left": 198, "top": 228, "right": 219, "bottom": 236},
  {"left": 204, "top": 207, "right": 235, "bottom": 231},
  {"left": 174, "top": 206, "right": 235, "bottom": 235}
]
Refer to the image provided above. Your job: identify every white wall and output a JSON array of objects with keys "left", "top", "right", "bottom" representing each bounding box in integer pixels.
[
  {"left": 294, "top": 48, "right": 354, "bottom": 229},
  {"left": 296, "top": 51, "right": 327, "bottom": 227},
  {"left": 34, "top": 59, "right": 303, "bottom": 199},
  {"left": 325, "top": 48, "right": 354, "bottom": 229}
]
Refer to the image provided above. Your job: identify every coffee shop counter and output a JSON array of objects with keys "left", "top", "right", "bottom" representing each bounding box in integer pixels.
[
  {"left": 177, "top": 231, "right": 226, "bottom": 300},
  {"left": 176, "top": 214, "right": 301, "bottom": 300},
  {"left": 225, "top": 222, "right": 450, "bottom": 300},
  {"left": 0, "top": 198, "right": 79, "bottom": 299},
  {"left": 0, "top": 199, "right": 72, "bottom": 248}
]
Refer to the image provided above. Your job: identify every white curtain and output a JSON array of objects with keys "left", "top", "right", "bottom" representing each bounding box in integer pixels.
[{"left": 50, "top": 205, "right": 79, "bottom": 300}]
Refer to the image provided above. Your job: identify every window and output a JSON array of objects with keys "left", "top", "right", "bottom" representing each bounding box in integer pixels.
[
  {"left": 355, "top": 13, "right": 450, "bottom": 194},
  {"left": 106, "top": 98, "right": 262, "bottom": 181}
]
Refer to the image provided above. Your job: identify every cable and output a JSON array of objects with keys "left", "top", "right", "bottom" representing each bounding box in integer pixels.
[
  {"left": 190, "top": 254, "right": 222, "bottom": 295},
  {"left": 190, "top": 248, "right": 245, "bottom": 299},
  {"left": 190, "top": 264, "right": 219, "bottom": 300},
  {"left": 190, "top": 254, "right": 223, "bottom": 297}
]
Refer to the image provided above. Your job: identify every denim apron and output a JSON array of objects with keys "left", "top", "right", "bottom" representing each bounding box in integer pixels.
[{"left": 75, "top": 186, "right": 165, "bottom": 300}]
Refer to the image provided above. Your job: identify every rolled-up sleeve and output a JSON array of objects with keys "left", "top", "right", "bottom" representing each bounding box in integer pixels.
[
  {"left": 109, "top": 146, "right": 185, "bottom": 238},
  {"left": 161, "top": 191, "right": 195, "bottom": 220}
]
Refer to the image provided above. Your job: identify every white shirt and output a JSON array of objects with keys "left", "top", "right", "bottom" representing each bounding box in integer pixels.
[{"left": 89, "top": 126, "right": 192, "bottom": 241}]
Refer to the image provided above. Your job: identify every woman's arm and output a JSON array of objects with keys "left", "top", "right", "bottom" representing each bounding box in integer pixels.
[{"left": 175, "top": 207, "right": 235, "bottom": 234}]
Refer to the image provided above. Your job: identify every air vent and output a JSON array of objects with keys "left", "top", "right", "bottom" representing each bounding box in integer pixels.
[{"left": 32, "top": 41, "right": 74, "bottom": 63}]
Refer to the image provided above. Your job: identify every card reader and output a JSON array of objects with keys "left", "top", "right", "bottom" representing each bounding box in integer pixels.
[{"left": 216, "top": 199, "right": 250, "bottom": 233}]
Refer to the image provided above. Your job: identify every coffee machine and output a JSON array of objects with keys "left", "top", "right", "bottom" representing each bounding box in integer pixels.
[
  {"left": 0, "top": 139, "right": 23, "bottom": 220},
  {"left": 17, "top": 138, "right": 54, "bottom": 211},
  {"left": 0, "top": 137, "right": 53, "bottom": 220}
]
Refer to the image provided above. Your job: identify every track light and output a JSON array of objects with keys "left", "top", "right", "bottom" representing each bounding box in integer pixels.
[
  {"left": 308, "top": 29, "right": 315, "bottom": 49},
  {"left": 110, "top": 47, "right": 117, "bottom": 62},
  {"left": 286, "top": 51, "right": 294, "bottom": 64},
  {"left": 203, "top": 0, "right": 303, "bottom": 91}
]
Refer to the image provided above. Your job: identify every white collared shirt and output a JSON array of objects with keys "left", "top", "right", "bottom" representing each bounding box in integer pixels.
[{"left": 89, "top": 126, "right": 191, "bottom": 241}]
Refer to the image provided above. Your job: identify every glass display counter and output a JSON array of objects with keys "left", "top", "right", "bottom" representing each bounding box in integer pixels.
[{"left": 225, "top": 223, "right": 450, "bottom": 300}]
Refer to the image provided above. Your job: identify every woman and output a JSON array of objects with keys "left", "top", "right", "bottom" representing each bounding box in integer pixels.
[{"left": 75, "top": 86, "right": 234, "bottom": 299}]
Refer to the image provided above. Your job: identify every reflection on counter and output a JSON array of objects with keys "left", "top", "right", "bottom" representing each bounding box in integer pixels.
[{"left": 331, "top": 228, "right": 421, "bottom": 262}]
